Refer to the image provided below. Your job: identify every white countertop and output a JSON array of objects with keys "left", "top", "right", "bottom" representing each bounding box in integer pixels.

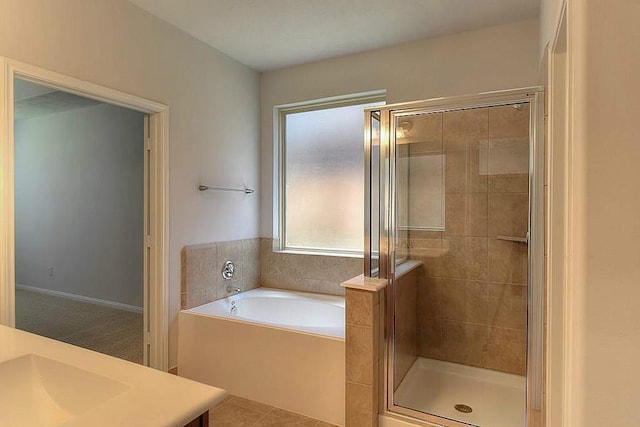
[{"left": 0, "top": 325, "right": 228, "bottom": 427}]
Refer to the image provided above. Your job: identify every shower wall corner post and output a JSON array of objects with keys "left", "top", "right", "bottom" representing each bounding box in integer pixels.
[
  {"left": 0, "top": 57, "right": 170, "bottom": 371},
  {"left": 341, "top": 276, "right": 387, "bottom": 427}
]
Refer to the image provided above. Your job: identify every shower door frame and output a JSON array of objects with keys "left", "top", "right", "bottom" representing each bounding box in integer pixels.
[{"left": 364, "top": 87, "right": 544, "bottom": 427}]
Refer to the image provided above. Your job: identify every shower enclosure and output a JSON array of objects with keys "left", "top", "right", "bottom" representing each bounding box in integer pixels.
[{"left": 364, "top": 88, "right": 543, "bottom": 427}]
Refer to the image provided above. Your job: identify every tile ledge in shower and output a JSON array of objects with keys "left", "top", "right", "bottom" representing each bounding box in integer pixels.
[
  {"left": 340, "top": 274, "right": 387, "bottom": 292},
  {"left": 395, "top": 260, "right": 423, "bottom": 278}
]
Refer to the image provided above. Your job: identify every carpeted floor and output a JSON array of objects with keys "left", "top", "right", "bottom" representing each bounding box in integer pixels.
[{"left": 15, "top": 289, "right": 143, "bottom": 364}]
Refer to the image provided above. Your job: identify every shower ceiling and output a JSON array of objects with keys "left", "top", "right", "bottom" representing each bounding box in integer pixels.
[{"left": 127, "top": 0, "right": 540, "bottom": 71}]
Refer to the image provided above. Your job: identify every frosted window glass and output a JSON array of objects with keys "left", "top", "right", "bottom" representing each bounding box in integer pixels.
[{"left": 284, "top": 102, "right": 380, "bottom": 252}]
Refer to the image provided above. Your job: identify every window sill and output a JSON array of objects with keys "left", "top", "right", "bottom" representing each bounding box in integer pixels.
[{"left": 273, "top": 248, "right": 365, "bottom": 259}]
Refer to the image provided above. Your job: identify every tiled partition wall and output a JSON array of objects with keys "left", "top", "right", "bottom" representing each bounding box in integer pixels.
[
  {"left": 260, "top": 238, "right": 362, "bottom": 296},
  {"left": 181, "top": 238, "right": 261, "bottom": 309},
  {"left": 404, "top": 104, "right": 529, "bottom": 375},
  {"left": 342, "top": 275, "right": 386, "bottom": 427},
  {"left": 393, "top": 264, "right": 420, "bottom": 389}
]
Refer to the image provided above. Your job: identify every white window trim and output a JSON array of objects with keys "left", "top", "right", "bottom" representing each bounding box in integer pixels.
[{"left": 272, "top": 90, "right": 386, "bottom": 256}]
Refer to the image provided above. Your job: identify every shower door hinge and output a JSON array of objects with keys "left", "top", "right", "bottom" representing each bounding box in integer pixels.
[{"left": 145, "top": 235, "right": 151, "bottom": 249}]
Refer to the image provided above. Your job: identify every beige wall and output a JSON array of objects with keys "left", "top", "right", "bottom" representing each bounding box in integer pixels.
[
  {"left": 567, "top": 1, "right": 640, "bottom": 425},
  {"left": 15, "top": 103, "right": 145, "bottom": 308},
  {"left": 0, "top": 0, "right": 261, "bottom": 367},
  {"left": 539, "top": 0, "right": 565, "bottom": 59},
  {"left": 260, "top": 19, "right": 540, "bottom": 237},
  {"left": 543, "top": 1, "right": 640, "bottom": 425}
]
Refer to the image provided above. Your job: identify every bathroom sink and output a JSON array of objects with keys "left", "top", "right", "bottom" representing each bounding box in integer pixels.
[{"left": 0, "top": 353, "right": 130, "bottom": 426}]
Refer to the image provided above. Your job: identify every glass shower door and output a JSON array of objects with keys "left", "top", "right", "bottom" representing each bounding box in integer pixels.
[
  {"left": 366, "top": 92, "right": 540, "bottom": 427},
  {"left": 393, "top": 104, "right": 530, "bottom": 427}
]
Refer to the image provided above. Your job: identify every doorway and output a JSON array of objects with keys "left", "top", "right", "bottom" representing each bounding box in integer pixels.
[
  {"left": 0, "top": 58, "right": 169, "bottom": 370},
  {"left": 14, "top": 78, "right": 146, "bottom": 363}
]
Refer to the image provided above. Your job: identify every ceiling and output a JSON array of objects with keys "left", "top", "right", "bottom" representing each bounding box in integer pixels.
[
  {"left": 14, "top": 79, "right": 102, "bottom": 120},
  {"left": 128, "top": 0, "right": 540, "bottom": 71}
]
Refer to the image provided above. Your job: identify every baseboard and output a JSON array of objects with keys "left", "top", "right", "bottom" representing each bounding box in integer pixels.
[{"left": 16, "top": 284, "right": 143, "bottom": 314}]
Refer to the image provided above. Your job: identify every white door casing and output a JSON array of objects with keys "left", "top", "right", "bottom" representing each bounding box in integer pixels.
[{"left": 0, "top": 57, "right": 169, "bottom": 371}]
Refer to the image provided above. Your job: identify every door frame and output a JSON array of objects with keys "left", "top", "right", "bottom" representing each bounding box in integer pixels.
[{"left": 0, "top": 57, "right": 169, "bottom": 371}]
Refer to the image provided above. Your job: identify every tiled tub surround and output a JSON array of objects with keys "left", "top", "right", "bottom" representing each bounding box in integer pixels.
[
  {"left": 399, "top": 104, "right": 530, "bottom": 376},
  {"left": 181, "top": 238, "right": 260, "bottom": 309},
  {"left": 260, "top": 238, "right": 363, "bottom": 296},
  {"left": 180, "top": 238, "right": 360, "bottom": 425},
  {"left": 181, "top": 238, "right": 362, "bottom": 310}
]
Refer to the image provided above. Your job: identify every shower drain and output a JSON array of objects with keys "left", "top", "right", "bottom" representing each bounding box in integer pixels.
[{"left": 454, "top": 404, "right": 473, "bottom": 414}]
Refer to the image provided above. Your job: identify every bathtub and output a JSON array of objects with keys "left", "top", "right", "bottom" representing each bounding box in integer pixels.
[{"left": 178, "top": 288, "right": 345, "bottom": 426}]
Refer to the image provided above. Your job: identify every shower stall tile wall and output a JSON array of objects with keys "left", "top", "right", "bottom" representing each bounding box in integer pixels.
[
  {"left": 180, "top": 238, "right": 260, "bottom": 309},
  {"left": 394, "top": 264, "right": 420, "bottom": 390},
  {"left": 405, "top": 104, "right": 530, "bottom": 376}
]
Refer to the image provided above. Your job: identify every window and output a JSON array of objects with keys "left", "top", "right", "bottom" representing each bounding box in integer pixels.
[{"left": 275, "top": 92, "right": 385, "bottom": 255}]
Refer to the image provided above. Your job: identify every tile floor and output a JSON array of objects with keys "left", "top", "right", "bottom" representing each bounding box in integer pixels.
[
  {"left": 210, "top": 396, "right": 338, "bottom": 427},
  {"left": 15, "top": 289, "right": 143, "bottom": 364}
]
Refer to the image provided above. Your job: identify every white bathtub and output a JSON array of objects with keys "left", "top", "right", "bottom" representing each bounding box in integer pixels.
[
  {"left": 186, "top": 288, "right": 345, "bottom": 338},
  {"left": 178, "top": 288, "right": 345, "bottom": 426}
]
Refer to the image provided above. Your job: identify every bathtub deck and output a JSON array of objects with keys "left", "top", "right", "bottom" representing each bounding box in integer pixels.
[{"left": 394, "top": 357, "right": 526, "bottom": 427}]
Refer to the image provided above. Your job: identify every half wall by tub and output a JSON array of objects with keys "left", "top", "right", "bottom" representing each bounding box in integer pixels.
[{"left": 178, "top": 288, "right": 345, "bottom": 426}]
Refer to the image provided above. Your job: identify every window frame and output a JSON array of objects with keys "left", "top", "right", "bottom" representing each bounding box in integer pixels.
[{"left": 273, "top": 90, "right": 386, "bottom": 257}]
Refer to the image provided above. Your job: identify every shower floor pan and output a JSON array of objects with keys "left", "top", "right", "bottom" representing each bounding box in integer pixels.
[{"left": 394, "top": 357, "right": 525, "bottom": 427}]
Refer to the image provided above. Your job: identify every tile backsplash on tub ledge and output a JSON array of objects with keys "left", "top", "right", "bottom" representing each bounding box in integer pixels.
[
  {"left": 181, "top": 237, "right": 363, "bottom": 309},
  {"left": 260, "top": 238, "right": 362, "bottom": 297},
  {"left": 181, "top": 238, "right": 260, "bottom": 309}
]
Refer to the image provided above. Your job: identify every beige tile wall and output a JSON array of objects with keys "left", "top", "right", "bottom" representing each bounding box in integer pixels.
[
  {"left": 393, "top": 266, "right": 419, "bottom": 390},
  {"left": 181, "top": 237, "right": 363, "bottom": 309},
  {"left": 260, "top": 238, "right": 363, "bottom": 296},
  {"left": 404, "top": 104, "right": 530, "bottom": 376},
  {"left": 344, "top": 285, "right": 384, "bottom": 427},
  {"left": 181, "top": 238, "right": 261, "bottom": 309}
]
